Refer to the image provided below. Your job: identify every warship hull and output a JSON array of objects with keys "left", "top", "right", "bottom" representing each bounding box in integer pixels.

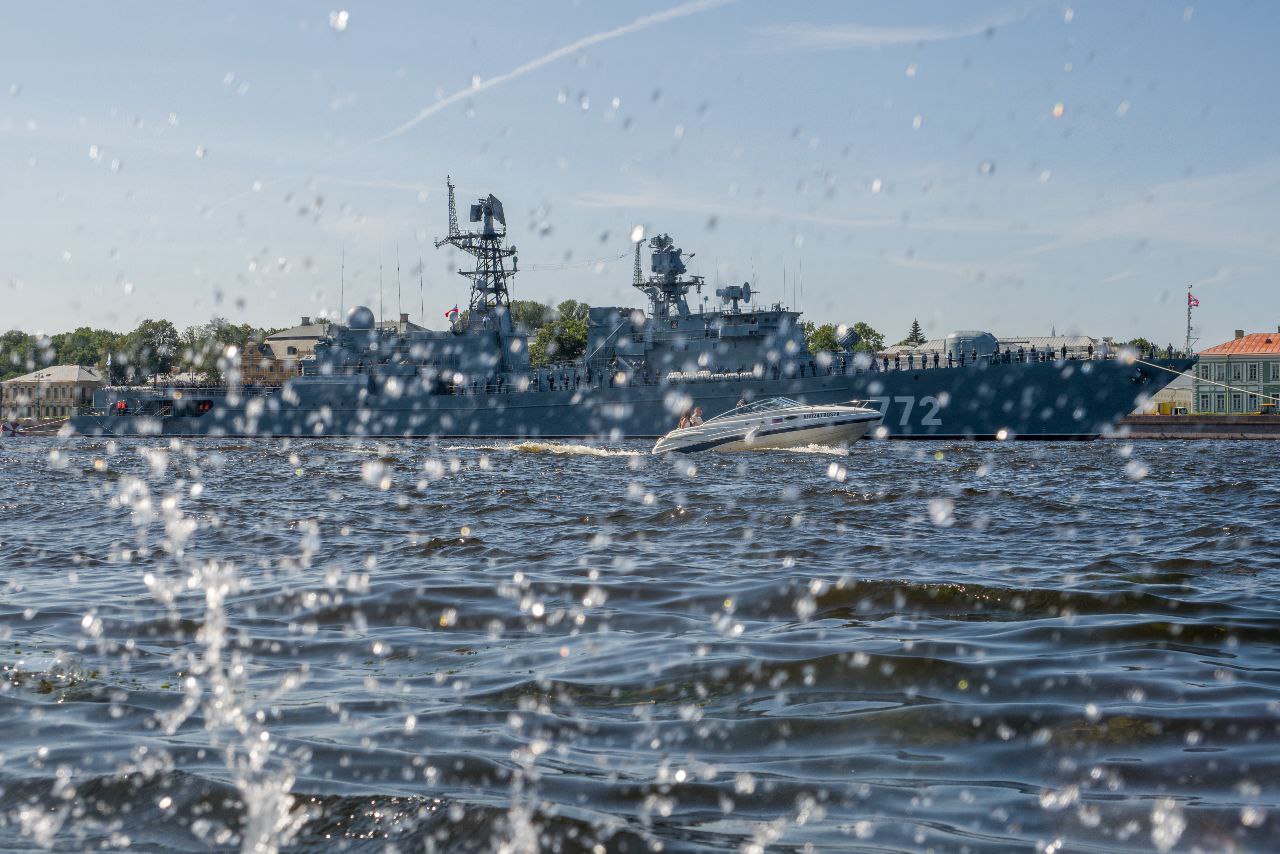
[{"left": 70, "top": 357, "right": 1193, "bottom": 440}]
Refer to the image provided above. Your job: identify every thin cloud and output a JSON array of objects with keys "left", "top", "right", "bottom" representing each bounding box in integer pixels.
[
  {"left": 371, "top": 0, "right": 736, "bottom": 144},
  {"left": 574, "top": 188, "right": 1021, "bottom": 235},
  {"left": 753, "top": 7, "right": 1029, "bottom": 52},
  {"left": 1187, "top": 265, "right": 1260, "bottom": 289},
  {"left": 1025, "top": 161, "right": 1280, "bottom": 259}
]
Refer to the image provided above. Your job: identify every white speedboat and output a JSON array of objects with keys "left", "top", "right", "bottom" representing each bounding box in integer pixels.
[{"left": 652, "top": 397, "right": 882, "bottom": 454}]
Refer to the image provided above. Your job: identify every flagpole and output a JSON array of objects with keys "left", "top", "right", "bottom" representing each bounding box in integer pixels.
[{"left": 1185, "top": 285, "right": 1191, "bottom": 356}]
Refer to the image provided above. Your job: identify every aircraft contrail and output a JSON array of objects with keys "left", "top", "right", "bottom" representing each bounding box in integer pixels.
[{"left": 371, "top": 0, "right": 737, "bottom": 143}]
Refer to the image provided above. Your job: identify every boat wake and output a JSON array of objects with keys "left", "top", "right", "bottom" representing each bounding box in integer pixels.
[{"left": 505, "top": 441, "right": 643, "bottom": 458}]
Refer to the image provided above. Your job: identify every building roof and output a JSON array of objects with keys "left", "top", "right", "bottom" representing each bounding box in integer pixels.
[
  {"left": 1, "top": 364, "right": 103, "bottom": 385},
  {"left": 267, "top": 322, "right": 331, "bottom": 342},
  {"left": 1199, "top": 332, "right": 1280, "bottom": 356}
]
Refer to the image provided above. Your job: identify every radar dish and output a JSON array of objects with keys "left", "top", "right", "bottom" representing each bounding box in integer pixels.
[
  {"left": 742, "top": 283, "right": 752, "bottom": 303},
  {"left": 347, "top": 305, "right": 375, "bottom": 330},
  {"left": 488, "top": 195, "right": 506, "bottom": 226}
]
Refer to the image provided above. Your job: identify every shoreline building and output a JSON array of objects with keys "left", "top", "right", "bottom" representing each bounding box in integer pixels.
[
  {"left": 1, "top": 365, "right": 104, "bottom": 422},
  {"left": 1193, "top": 329, "right": 1280, "bottom": 414}
]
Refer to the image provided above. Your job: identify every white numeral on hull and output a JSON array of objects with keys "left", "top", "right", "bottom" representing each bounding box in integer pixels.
[{"left": 869, "top": 395, "right": 943, "bottom": 427}]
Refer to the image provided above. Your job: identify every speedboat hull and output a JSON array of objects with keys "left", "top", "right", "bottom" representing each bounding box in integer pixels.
[{"left": 653, "top": 404, "right": 881, "bottom": 453}]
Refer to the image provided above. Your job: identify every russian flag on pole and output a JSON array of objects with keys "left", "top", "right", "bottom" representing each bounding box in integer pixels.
[
  {"left": 1188, "top": 292, "right": 1200, "bottom": 308},
  {"left": 445, "top": 305, "right": 460, "bottom": 322}
]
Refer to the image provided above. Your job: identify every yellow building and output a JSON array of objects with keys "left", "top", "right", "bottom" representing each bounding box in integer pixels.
[{"left": 1, "top": 365, "right": 104, "bottom": 422}]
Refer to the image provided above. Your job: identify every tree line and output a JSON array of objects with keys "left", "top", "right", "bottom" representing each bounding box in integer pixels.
[{"left": 0, "top": 318, "right": 282, "bottom": 384}]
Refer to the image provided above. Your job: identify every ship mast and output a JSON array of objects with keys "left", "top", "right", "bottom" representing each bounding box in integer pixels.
[
  {"left": 434, "top": 176, "right": 518, "bottom": 341},
  {"left": 634, "top": 233, "right": 701, "bottom": 319}
]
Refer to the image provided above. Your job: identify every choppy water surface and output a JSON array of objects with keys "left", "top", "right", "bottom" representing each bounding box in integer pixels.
[{"left": 0, "top": 437, "right": 1277, "bottom": 852}]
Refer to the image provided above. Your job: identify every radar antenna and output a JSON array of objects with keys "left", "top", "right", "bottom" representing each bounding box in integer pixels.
[{"left": 434, "top": 178, "right": 518, "bottom": 351}]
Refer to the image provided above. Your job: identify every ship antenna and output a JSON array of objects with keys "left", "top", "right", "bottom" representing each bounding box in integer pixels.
[
  {"left": 379, "top": 252, "right": 384, "bottom": 331},
  {"left": 632, "top": 238, "right": 643, "bottom": 287},
  {"left": 419, "top": 257, "right": 425, "bottom": 327},
  {"left": 445, "top": 175, "right": 459, "bottom": 238},
  {"left": 396, "top": 245, "right": 402, "bottom": 323},
  {"left": 340, "top": 243, "right": 345, "bottom": 322}
]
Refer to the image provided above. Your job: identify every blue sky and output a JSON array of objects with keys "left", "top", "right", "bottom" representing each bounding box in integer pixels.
[{"left": 2, "top": 0, "right": 1277, "bottom": 348}]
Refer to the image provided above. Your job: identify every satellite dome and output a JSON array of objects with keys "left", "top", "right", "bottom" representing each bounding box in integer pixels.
[{"left": 347, "top": 305, "right": 375, "bottom": 330}]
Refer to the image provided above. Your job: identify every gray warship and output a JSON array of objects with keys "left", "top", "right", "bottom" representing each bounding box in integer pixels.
[{"left": 71, "top": 180, "right": 1194, "bottom": 440}]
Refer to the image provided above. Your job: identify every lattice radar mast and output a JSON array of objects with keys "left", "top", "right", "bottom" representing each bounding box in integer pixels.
[{"left": 434, "top": 176, "right": 518, "bottom": 336}]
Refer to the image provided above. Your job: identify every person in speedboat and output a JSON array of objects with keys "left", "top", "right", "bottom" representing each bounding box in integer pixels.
[{"left": 690, "top": 407, "right": 704, "bottom": 426}]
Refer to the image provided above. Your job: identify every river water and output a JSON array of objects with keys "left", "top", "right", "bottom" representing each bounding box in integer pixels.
[{"left": 0, "top": 437, "right": 1276, "bottom": 852}]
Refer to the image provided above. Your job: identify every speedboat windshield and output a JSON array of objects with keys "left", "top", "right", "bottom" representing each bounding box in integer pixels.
[{"left": 706, "top": 397, "right": 802, "bottom": 423}]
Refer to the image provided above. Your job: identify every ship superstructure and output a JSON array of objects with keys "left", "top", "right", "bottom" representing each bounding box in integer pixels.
[{"left": 71, "top": 180, "right": 1194, "bottom": 440}]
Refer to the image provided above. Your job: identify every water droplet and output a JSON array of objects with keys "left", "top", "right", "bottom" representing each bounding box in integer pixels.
[
  {"left": 905, "top": 62, "right": 918, "bottom": 77},
  {"left": 630, "top": 225, "right": 645, "bottom": 243},
  {"left": 1038, "top": 170, "right": 1052, "bottom": 183},
  {"left": 911, "top": 114, "right": 923, "bottom": 130},
  {"left": 195, "top": 145, "right": 206, "bottom": 158},
  {"left": 123, "top": 282, "right": 134, "bottom": 294},
  {"left": 673, "top": 123, "right": 684, "bottom": 140},
  {"left": 979, "top": 160, "right": 995, "bottom": 175},
  {"left": 870, "top": 178, "right": 883, "bottom": 194},
  {"left": 88, "top": 144, "right": 100, "bottom": 160},
  {"left": 1116, "top": 100, "right": 1131, "bottom": 117},
  {"left": 168, "top": 111, "right": 179, "bottom": 126},
  {"left": 110, "top": 159, "right": 121, "bottom": 172},
  {"left": 1064, "top": 7, "right": 1075, "bottom": 23},
  {"left": 252, "top": 179, "right": 263, "bottom": 192},
  {"left": 8, "top": 82, "right": 20, "bottom": 97},
  {"left": 1052, "top": 102, "right": 1065, "bottom": 119},
  {"left": 1183, "top": 6, "right": 1194, "bottom": 23},
  {"left": 472, "top": 75, "right": 482, "bottom": 90},
  {"left": 556, "top": 89, "right": 567, "bottom": 105},
  {"left": 611, "top": 96, "right": 621, "bottom": 110},
  {"left": 328, "top": 10, "right": 349, "bottom": 32}
]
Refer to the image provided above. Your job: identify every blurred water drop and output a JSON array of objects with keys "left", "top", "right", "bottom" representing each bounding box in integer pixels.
[
  {"left": 1064, "top": 7, "right": 1075, "bottom": 23},
  {"left": 979, "top": 160, "right": 995, "bottom": 175},
  {"left": 911, "top": 114, "right": 922, "bottom": 130},
  {"left": 328, "top": 10, "right": 349, "bottom": 32},
  {"left": 123, "top": 282, "right": 134, "bottom": 295},
  {"left": 870, "top": 178, "right": 883, "bottom": 194},
  {"left": 611, "top": 96, "right": 621, "bottom": 110},
  {"left": 1052, "top": 102, "right": 1065, "bottom": 119},
  {"left": 194, "top": 145, "right": 207, "bottom": 158},
  {"left": 630, "top": 225, "right": 645, "bottom": 243},
  {"left": 905, "top": 62, "right": 917, "bottom": 77},
  {"left": 87, "top": 144, "right": 100, "bottom": 161},
  {"left": 1116, "top": 100, "right": 1131, "bottom": 117}
]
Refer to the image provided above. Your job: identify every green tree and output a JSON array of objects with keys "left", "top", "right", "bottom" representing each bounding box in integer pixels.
[
  {"left": 51, "top": 327, "right": 121, "bottom": 372},
  {"left": 1125, "top": 337, "right": 1156, "bottom": 354},
  {"left": 897, "top": 318, "right": 926, "bottom": 347},
  {"left": 126, "top": 319, "right": 181, "bottom": 379},
  {"left": 529, "top": 300, "right": 589, "bottom": 366},
  {"left": 850, "top": 321, "right": 885, "bottom": 354},
  {"left": 507, "top": 299, "right": 551, "bottom": 333},
  {"left": 0, "top": 330, "right": 37, "bottom": 380},
  {"left": 801, "top": 321, "right": 841, "bottom": 354}
]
